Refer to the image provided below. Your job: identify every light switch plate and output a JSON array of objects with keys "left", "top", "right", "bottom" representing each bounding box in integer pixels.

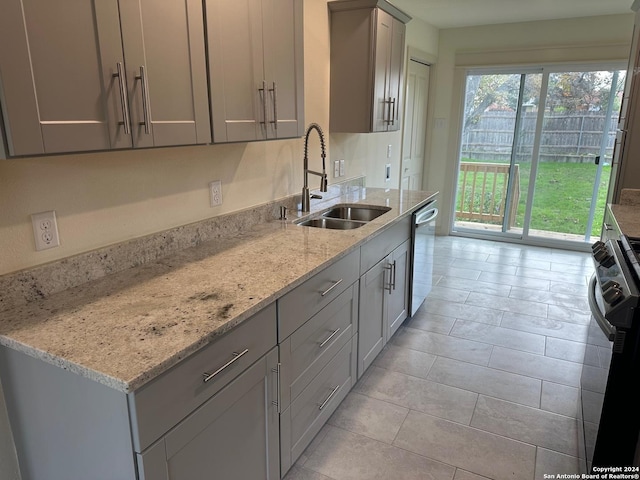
[
  {"left": 334, "top": 160, "right": 340, "bottom": 178},
  {"left": 339, "top": 159, "right": 345, "bottom": 177}
]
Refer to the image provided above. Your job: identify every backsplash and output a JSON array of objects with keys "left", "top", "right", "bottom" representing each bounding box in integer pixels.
[{"left": 0, "top": 178, "right": 365, "bottom": 313}]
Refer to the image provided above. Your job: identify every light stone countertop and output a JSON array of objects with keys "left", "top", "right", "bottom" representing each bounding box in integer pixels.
[
  {"left": 611, "top": 203, "right": 640, "bottom": 238},
  {"left": 0, "top": 188, "right": 437, "bottom": 393}
]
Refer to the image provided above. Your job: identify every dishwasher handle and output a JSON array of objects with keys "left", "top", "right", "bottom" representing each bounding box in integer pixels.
[{"left": 415, "top": 207, "right": 438, "bottom": 226}]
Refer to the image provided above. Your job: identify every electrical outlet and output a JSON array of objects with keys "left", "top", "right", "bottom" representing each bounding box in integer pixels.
[
  {"left": 339, "top": 159, "right": 345, "bottom": 177},
  {"left": 334, "top": 160, "right": 340, "bottom": 178},
  {"left": 31, "top": 210, "right": 60, "bottom": 251},
  {"left": 385, "top": 163, "right": 391, "bottom": 182},
  {"left": 209, "top": 180, "right": 223, "bottom": 207}
]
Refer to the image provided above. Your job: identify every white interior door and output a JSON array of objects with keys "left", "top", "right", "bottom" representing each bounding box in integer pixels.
[{"left": 401, "top": 59, "right": 430, "bottom": 190}]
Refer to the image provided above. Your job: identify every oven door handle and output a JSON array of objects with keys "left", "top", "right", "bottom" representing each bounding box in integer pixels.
[{"left": 588, "top": 274, "right": 616, "bottom": 341}]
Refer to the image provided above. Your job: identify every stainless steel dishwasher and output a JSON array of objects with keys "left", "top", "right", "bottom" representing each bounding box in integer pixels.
[{"left": 410, "top": 199, "right": 438, "bottom": 316}]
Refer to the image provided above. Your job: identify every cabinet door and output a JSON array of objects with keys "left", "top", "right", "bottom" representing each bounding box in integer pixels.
[
  {"left": 262, "top": 0, "right": 304, "bottom": 139},
  {"left": 387, "top": 240, "right": 410, "bottom": 339},
  {"left": 358, "top": 257, "right": 388, "bottom": 377},
  {"left": 206, "top": 0, "right": 266, "bottom": 143},
  {"left": 387, "top": 18, "right": 406, "bottom": 132},
  {"left": 119, "top": 0, "right": 210, "bottom": 148},
  {"left": 137, "top": 348, "right": 280, "bottom": 480},
  {"left": 0, "top": 0, "right": 129, "bottom": 155},
  {"left": 372, "top": 9, "right": 393, "bottom": 133}
]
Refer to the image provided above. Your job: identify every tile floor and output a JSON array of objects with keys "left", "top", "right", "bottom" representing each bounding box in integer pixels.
[{"left": 284, "top": 235, "right": 595, "bottom": 480}]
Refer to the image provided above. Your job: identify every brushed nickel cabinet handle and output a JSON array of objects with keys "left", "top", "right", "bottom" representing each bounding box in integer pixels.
[
  {"left": 271, "top": 362, "right": 281, "bottom": 413},
  {"left": 259, "top": 80, "right": 268, "bottom": 126},
  {"left": 202, "top": 349, "right": 249, "bottom": 383},
  {"left": 391, "top": 260, "right": 397, "bottom": 290},
  {"left": 318, "top": 328, "right": 341, "bottom": 348},
  {"left": 318, "top": 385, "right": 340, "bottom": 411},
  {"left": 321, "top": 279, "right": 343, "bottom": 297},
  {"left": 391, "top": 97, "right": 397, "bottom": 126},
  {"left": 269, "top": 82, "right": 278, "bottom": 131},
  {"left": 136, "top": 65, "right": 152, "bottom": 135},
  {"left": 604, "top": 223, "right": 613, "bottom": 231},
  {"left": 113, "top": 62, "right": 131, "bottom": 135},
  {"left": 385, "top": 264, "right": 393, "bottom": 293}
]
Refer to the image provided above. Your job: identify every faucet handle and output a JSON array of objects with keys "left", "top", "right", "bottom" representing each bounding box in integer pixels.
[{"left": 279, "top": 206, "right": 288, "bottom": 220}]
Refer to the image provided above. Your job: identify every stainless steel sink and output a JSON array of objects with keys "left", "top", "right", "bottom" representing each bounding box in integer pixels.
[
  {"left": 296, "top": 217, "right": 366, "bottom": 230},
  {"left": 295, "top": 204, "right": 391, "bottom": 230},
  {"left": 322, "top": 205, "right": 391, "bottom": 221}
]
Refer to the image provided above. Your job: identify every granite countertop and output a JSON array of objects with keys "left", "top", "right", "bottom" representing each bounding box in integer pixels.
[
  {"left": 610, "top": 204, "right": 640, "bottom": 238},
  {"left": 0, "top": 188, "right": 437, "bottom": 393}
]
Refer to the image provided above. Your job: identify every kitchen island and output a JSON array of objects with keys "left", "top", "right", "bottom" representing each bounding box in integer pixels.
[{"left": 0, "top": 185, "right": 436, "bottom": 480}]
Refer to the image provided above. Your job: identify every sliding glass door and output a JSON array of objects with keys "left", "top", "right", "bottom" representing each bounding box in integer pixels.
[{"left": 454, "top": 65, "right": 625, "bottom": 247}]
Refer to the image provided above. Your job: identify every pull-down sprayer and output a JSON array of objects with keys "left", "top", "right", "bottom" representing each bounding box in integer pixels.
[{"left": 301, "top": 123, "right": 328, "bottom": 212}]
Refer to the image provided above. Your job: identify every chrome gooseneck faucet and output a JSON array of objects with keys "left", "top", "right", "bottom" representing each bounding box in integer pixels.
[{"left": 301, "top": 123, "right": 328, "bottom": 212}]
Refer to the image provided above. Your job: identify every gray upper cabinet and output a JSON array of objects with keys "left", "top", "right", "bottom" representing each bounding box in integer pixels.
[
  {"left": 329, "top": 0, "right": 410, "bottom": 133},
  {"left": 206, "top": 0, "right": 304, "bottom": 143},
  {"left": 0, "top": 0, "right": 210, "bottom": 157}
]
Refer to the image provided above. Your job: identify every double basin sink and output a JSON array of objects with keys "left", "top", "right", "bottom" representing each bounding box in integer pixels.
[{"left": 295, "top": 205, "right": 391, "bottom": 230}]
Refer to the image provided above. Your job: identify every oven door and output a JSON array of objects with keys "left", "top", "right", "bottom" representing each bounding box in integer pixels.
[{"left": 580, "top": 275, "right": 615, "bottom": 472}]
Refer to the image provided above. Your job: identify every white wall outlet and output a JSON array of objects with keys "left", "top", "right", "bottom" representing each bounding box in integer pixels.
[
  {"left": 339, "top": 159, "right": 345, "bottom": 177},
  {"left": 31, "top": 210, "right": 60, "bottom": 251},
  {"left": 387, "top": 144, "right": 392, "bottom": 159},
  {"left": 209, "top": 180, "right": 223, "bottom": 207},
  {"left": 333, "top": 160, "right": 340, "bottom": 178},
  {"left": 385, "top": 163, "right": 391, "bottom": 182}
]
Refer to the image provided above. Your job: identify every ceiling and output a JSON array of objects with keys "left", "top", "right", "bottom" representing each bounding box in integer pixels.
[{"left": 390, "top": 0, "right": 635, "bottom": 29}]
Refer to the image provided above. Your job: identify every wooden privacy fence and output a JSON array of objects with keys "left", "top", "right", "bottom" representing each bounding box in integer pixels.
[{"left": 456, "top": 162, "right": 520, "bottom": 227}]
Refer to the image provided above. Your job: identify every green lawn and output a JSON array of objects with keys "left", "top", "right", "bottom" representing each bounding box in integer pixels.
[{"left": 456, "top": 158, "right": 610, "bottom": 238}]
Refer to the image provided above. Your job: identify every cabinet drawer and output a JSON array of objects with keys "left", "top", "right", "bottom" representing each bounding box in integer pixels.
[
  {"left": 278, "top": 249, "right": 360, "bottom": 341},
  {"left": 280, "top": 283, "right": 358, "bottom": 409},
  {"left": 280, "top": 336, "right": 357, "bottom": 474},
  {"left": 129, "top": 303, "right": 277, "bottom": 452},
  {"left": 360, "top": 216, "right": 411, "bottom": 274}
]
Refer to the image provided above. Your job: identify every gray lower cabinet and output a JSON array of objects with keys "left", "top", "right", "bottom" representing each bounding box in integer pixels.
[
  {"left": 0, "top": 0, "right": 210, "bottom": 156},
  {"left": 137, "top": 347, "right": 280, "bottom": 480},
  {"left": 277, "top": 252, "right": 360, "bottom": 477},
  {"left": 358, "top": 220, "right": 411, "bottom": 378}
]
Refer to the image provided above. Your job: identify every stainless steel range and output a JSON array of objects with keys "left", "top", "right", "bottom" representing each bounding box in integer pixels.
[{"left": 583, "top": 233, "right": 640, "bottom": 471}]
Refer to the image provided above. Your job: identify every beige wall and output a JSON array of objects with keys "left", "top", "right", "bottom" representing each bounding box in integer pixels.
[{"left": 425, "top": 13, "right": 635, "bottom": 235}]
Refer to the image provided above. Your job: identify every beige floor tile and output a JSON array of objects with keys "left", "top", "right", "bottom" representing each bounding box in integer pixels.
[
  {"left": 466, "top": 292, "right": 548, "bottom": 318},
  {"left": 437, "top": 276, "right": 512, "bottom": 297},
  {"left": 391, "top": 327, "right": 494, "bottom": 366},
  {"left": 451, "top": 319, "right": 546, "bottom": 354},
  {"left": 427, "top": 356, "right": 541, "bottom": 408},
  {"left": 451, "top": 258, "right": 518, "bottom": 275},
  {"left": 547, "top": 304, "right": 591, "bottom": 325},
  {"left": 515, "top": 267, "right": 584, "bottom": 286},
  {"left": 544, "top": 337, "right": 588, "bottom": 364},
  {"left": 357, "top": 366, "right": 478, "bottom": 424},
  {"left": 535, "top": 448, "right": 581, "bottom": 478},
  {"left": 394, "top": 410, "right": 536, "bottom": 480},
  {"left": 471, "top": 396, "right": 579, "bottom": 457},
  {"left": 283, "top": 464, "right": 337, "bottom": 480},
  {"left": 477, "top": 271, "right": 550, "bottom": 291},
  {"left": 489, "top": 346, "right": 583, "bottom": 387},
  {"left": 372, "top": 343, "right": 437, "bottom": 379},
  {"left": 500, "top": 313, "right": 589, "bottom": 343},
  {"left": 509, "top": 287, "right": 589, "bottom": 312},
  {"left": 427, "top": 285, "right": 471, "bottom": 303},
  {"left": 422, "top": 299, "right": 504, "bottom": 325},
  {"left": 540, "top": 382, "right": 580, "bottom": 418},
  {"left": 304, "top": 425, "right": 456, "bottom": 480},
  {"left": 327, "top": 392, "right": 408, "bottom": 444},
  {"left": 454, "top": 470, "right": 492, "bottom": 480},
  {"left": 405, "top": 311, "right": 456, "bottom": 335}
]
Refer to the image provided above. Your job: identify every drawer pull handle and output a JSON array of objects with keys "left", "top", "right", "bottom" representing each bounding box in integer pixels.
[
  {"left": 385, "top": 264, "right": 393, "bottom": 293},
  {"left": 318, "top": 328, "right": 341, "bottom": 348},
  {"left": 604, "top": 223, "right": 613, "bottom": 231},
  {"left": 202, "top": 349, "right": 249, "bottom": 383},
  {"left": 318, "top": 385, "right": 341, "bottom": 411},
  {"left": 321, "top": 279, "right": 343, "bottom": 297}
]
